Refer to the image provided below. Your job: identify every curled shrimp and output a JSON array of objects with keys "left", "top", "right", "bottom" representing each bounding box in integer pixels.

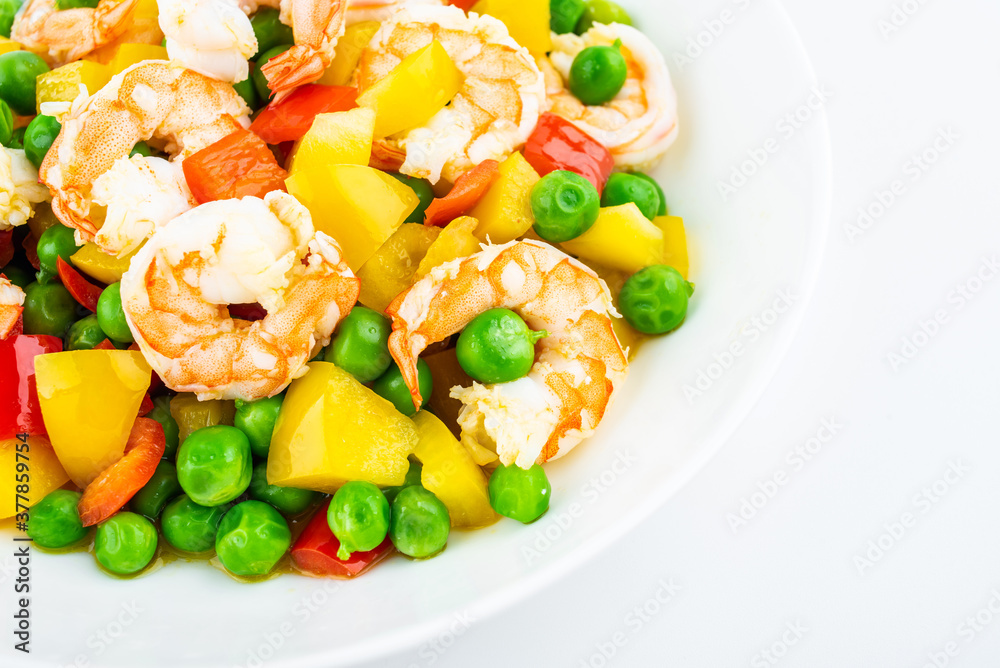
[
  {"left": 386, "top": 240, "right": 628, "bottom": 468},
  {"left": 0, "top": 148, "right": 50, "bottom": 232},
  {"left": 158, "top": 0, "right": 259, "bottom": 83},
  {"left": 354, "top": 5, "right": 545, "bottom": 184},
  {"left": 11, "top": 0, "right": 140, "bottom": 66},
  {"left": 259, "top": 0, "right": 348, "bottom": 103},
  {"left": 345, "top": 0, "right": 444, "bottom": 25},
  {"left": 0, "top": 275, "right": 24, "bottom": 340},
  {"left": 540, "top": 22, "right": 679, "bottom": 169},
  {"left": 38, "top": 60, "right": 250, "bottom": 254},
  {"left": 120, "top": 191, "right": 360, "bottom": 401}
]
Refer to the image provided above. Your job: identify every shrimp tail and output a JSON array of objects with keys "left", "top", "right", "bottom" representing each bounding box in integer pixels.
[
  {"left": 386, "top": 316, "right": 424, "bottom": 412},
  {"left": 260, "top": 45, "right": 327, "bottom": 103}
]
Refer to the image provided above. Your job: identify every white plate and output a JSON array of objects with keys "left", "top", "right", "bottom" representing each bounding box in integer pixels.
[{"left": 8, "top": 1, "right": 830, "bottom": 666}]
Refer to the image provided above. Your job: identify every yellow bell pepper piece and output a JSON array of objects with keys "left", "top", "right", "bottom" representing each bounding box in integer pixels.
[
  {"left": 415, "top": 216, "right": 481, "bottom": 278},
  {"left": 34, "top": 350, "right": 151, "bottom": 488},
  {"left": 357, "top": 40, "right": 463, "bottom": 138},
  {"left": 287, "top": 107, "right": 376, "bottom": 178},
  {"left": 412, "top": 411, "right": 496, "bottom": 528},
  {"left": 471, "top": 0, "right": 552, "bottom": 54},
  {"left": 589, "top": 263, "right": 645, "bottom": 357},
  {"left": 470, "top": 152, "right": 539, "bottom": 245},
  {"left": 422, "top": 347, "right": 470, "bottom": 438},
  {"left": 560, "top": 203, "right": 664, "bottom": 274},
  {"left": 268, "top": 362, "right": 417, "bottom": 491},
  {"left": 320, "top": 21, "right": 380, "bottom": 86},
  {"left": 0, "top": 436, "right": 69, "bottom": 520},
  {"left": 70, "top": 242, "right": 142, "bottom": 284},
  {"left": 35, "top": 60, "right": 112, "bottom": 112},
  {"left": 108, "top": 43, "right": 168, "bottom": 76},
  {"left": 26, "top": 203, "right": 60, "bottom": 240},
  {"left": 654, "top": 215, "right": 689, "bottom": 280},
  {"left": 169, "top": 394, "right": 236, "bottom": 445},
  {"left": 357, "top": 223, "right": 440, "bottom": 313},
  {"left": 286, "top": 164, "right": 418, "bottom": 271},
  {"left": 0, "top": 37, "right": 22, "bottom": 56},
  {"left": 86, "top": 0, "right": 163, "bottom": 64}
]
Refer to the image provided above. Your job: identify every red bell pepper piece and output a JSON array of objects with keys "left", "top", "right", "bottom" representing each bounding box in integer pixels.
[
  {"left": 0, "top": 334, "right": 62, "bottom": 439},
  {"left": 93, "top": 339, "right": 116, "bottom": 350},
  {"left": 250, "top": 85, "right": 358, "bottom": 144},
  {"left": 182, "top": 128, "right": 289, "bottom": 204},
  {"left": 0, "top": 229, "right": 13, "bottom": 267},
  {"left": 22, "top": 232, "right": 39, "bottom": 271},
  {"left": 137, "top": 393, "right": 154, "bottom": 417},
  {"left": 56, "top": 256, "right": 103, "bottom": 312},
  {"left": 424, "top": 160, "right": 500, "bottom": 227},
  {"left": 229, "top": 303, "right": 267, "bottom": 321},
  {"left": 77, "top": 417, "right": 165, "bottom": 527},
  {"left": 448, "top": 0, "right": 478, "bottom": 10},
  {"left": 291, "top": 500, "right": 394, "bottom": 578},
  {"left": 523, "top": 113, "right": 615, "bottom": 194}
]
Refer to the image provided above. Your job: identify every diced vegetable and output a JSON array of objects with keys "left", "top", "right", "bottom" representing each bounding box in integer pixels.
[
  {"left": 524, "top": 113, "right": 615, "bottom": 194},
  {"left": 357, "top": 223, "right": 440, "bottom": 313},
  {"left": 471, "top": 0, "right": 552, "bottom": 54},
  {"left": 415, "top": 216, "right": 480, "bottom": 279},
  {"left": 70, "top": 243, "right": 141, "bottom": 284},
  {"left": 411, "top": 411, "right": 496, "bottom": 528},
  {"left": 56, "top": 256, "right": 102, "bottom": 312},
  {"left": 560, "top": 203, "right": 664, "bottom": 273},
  {"left": 357, "top": 40, "right": 463, "bottom": 138},
  {"left": 35, "top": 60, "right": 111, "bottom": 112},
  {"left": 34, "top": 350, "right": 152, "bottom": 487},
  {"left": 0, "top": 37, "right": 21, "bottom": 56},
  {"left": 424, "top": 160, "right": 500, "bottom": 227},
  {"left": 287, "top": 107, "right": 375, "bottom": 179},
  {"left": 182, "top": 128, "right": 288, "bottom": 204},
  {"left": 320, "top": 21, "right": 380, "bottom": 87},
  {"left": 469, "top": 151, "right": 539, "bottom": 244},
  {"left": 267, "top": 361, "right": 418, "bottom": 491},
  {"left": 250, "top": 84, "right": 358, "bottom": 144},
  {"left": 290, "top": 499, "right": 394, "bottom": 578},
  {"left": 107, "top": 44, "right": 168, "bottom": 76},
  {"left": 0, "top": 436, "right": 68, "bottom": 520},
  {"left": 169, "top": 394, "right": 236, "bottom": 445},
  {"left": 0, "top": 334, "right": 62, "bottom": 440},
  {"left": 85, "top": 0, "right": 163, "bottom": 65},
  {"left": 421, "top": 347, "right": 470, "bottom": 438},
  {"left": 589, "top": 263, "right": 645, "bottom": 355},
  {"left": 654, "top": 215, "right": 689, "bottom": 279},
  {"left": 286, "top": 164, "right": 419, "bottom": 271}
]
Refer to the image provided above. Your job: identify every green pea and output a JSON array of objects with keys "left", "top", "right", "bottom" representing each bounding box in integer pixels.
[
  {"left": 372, "top": 358, "right": 432, "bottom": 417},
  {"left": 147, "top": 395, "right": 180, "bottom": 459},
  {"left": 488, "top": 463, "right": 551, "bottom": 523},
  {"left": 176, "top": 425, "right": 253, "bottom": 507},
  {"left": 250, "top": 8, "right": 294, "bottom": 59},
  {"left": 161, "top": 494, "right": 227, "bottom": 553},
  {"left": 94, "top": 512, "right": 157, "bottom": 575},
  {"left": 252, "top": 44, "right": 292, "bottom": 101},
  {"left": 26, "top": 489, "right": 88, "bottom": 549},
  {"left": 54, "top": 0, "right": 98, "bottom": 9},
  {"left": 326, "top": 306, "right": 392, "bottom": 383},
  {"left": 569, "top": 41, "right": 628, "bottom": 106},
  {"left": 381, "top": 459, "right": 422, "bottom": 504},
  {"left": 22, "top": 281, "right": 76, "bottom": 336},
  {"left": 23, "top": 114, "right": 60, "bottom": 169},
  {"left": 233, "top": 394, "right": 282, "bottom": 458},
  {"left": 215, "top": 500, "right": 291, "bottom": 576},
  {"left": 233, "top": 76, "right": 260, "bottom": 111},
  {"left": 456, "top": 309, "right": 546, "bottom": 384},
  {"left": 601, "top": 172, "right": 661, "bottom": 221},
  {"left": 0, "top": 0, "right": 23, "bottom": 39},
  {"left": 389, "top": 486, "right": 449, "bottom": 559},
  {"left": 551, "top": 0, "right": 586, "bottom": 34},
  {"left": 618, "top": 264, "right": 693, "bottom": 334},
  {"left": 35, "top": 223, "right": 80, "bottom": 284},
  {"left": 7, "top": 125, "right": 24, "bottom": 149},
  {"left": 96, "top": 282, "right": 133, "bottom": 343},
  {"left": 65, "top": 313, "right": 106, "bottom": 350},
  {"left": 0, "top": 98, "right": 12, "bottom": 146},
  {"left": 530, "top": 170, "right": 600, "bottom": 243},
  {"left": 576, "top": 0, "right": 632, "bottom": 34},
  {"left": 327, "top": 481, "right": 389, "bottom": 560},
  {"left": 633, "top": 173, "right": 667, "bottom": 216},
  {"left": 0, "top": 51, "right": 48, "bottom": 116},
  {"left": 2, "top": 263, "right": 31, "bottom": 288},
  {"left": 388, "top": 174, "right": 435, "bottom": 224},
  {"left": 248, "top": 462, "right": 318, "bottom": 515},
  {"left": 130, "top": 461, "right": 182, "bottom": 520},
  {"left": 129, "top": 141, "right": 152, "bottom": 158}
]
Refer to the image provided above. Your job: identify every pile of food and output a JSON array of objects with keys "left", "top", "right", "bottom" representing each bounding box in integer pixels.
[{"left": 0, "top": 0, "right": 692, "bottom": 580}]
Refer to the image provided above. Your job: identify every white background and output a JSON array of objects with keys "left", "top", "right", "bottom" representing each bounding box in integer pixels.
[{"left": 358, "top": 0, "right": 1000, "bottom": 666}]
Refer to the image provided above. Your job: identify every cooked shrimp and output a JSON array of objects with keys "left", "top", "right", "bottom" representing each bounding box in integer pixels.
[
  {"left": 346, "top": 0, "right": 444, "bottom": 26},
  {"left": 0, "top": 275, "right": 25, "bottom": 340},
  {"left": 541, "top": 22, "right": 678, "bottom": 169},
  {"left": 386, "top": 240, "right": 628, "bottom": 468},
  {"left": 159, "top": 0, "right": 258, "bottom": 83},
  {"left": 39, "top": 60, "right": 250, "bottom": 252},
  {"left": 0, "top": 148, "right": 50, "bottom": 232},
  {"left": 259, "top": 0, "right": 347, "bottom": 103},
  {"left": 11, "top": 0, "right": 139, "bottom": 66},
  {"left": 354, "top": 5, "right": 545, "bottom": 184},
  {"left": 120, "top": 191, "right": 360, "bottom": 401}
]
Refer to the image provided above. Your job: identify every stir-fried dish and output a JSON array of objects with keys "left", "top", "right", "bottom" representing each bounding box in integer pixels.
[{"left": 0, "top": 0, "right": 692, "bottom": 579}]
